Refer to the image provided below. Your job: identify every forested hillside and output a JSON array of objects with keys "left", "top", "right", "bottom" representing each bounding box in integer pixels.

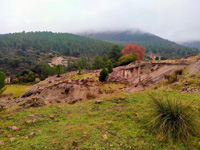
[
  {"left": 0, "top": 31, "right": 113, "bottom": 57},
  {"left": 0, "top": 31, "right": 114, "bottom": 76},
  {"left": 81, "top": 30, "right": 199, "bottom": 59}
]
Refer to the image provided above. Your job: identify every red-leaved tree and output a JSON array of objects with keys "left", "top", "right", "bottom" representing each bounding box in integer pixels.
[{"left": 122, "top": 43, "right": 145, "bottom": 61}]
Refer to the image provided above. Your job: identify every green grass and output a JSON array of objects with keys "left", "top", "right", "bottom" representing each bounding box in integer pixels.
[
  {"left": 0, "top": 90, "right": 199, "bottom": 150},
  {"left": 3, "top": 84, "right": 33, "bottom": 98}
]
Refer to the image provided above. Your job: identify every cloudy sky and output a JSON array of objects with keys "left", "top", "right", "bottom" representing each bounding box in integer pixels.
[{"left": 0, "top": 0, "right": 199, "bottom": 42}]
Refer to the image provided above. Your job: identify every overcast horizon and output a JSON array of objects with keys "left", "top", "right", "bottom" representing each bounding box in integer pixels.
[{"left": 1, "top": 0, "right": 200, "bottom": 42}]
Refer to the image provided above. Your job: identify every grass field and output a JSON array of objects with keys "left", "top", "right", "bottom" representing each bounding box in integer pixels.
[
  {"left": 0, "top": 90, "right": 199, "bottom": 150},
  {"left": 3, "top": 84, "right": 34, "bottom": 98}
]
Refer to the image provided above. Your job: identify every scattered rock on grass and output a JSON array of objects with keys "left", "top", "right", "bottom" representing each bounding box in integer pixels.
[
  {"left": 10, "top": 137, "right": 15, "bottom": 142},
  {"left": 185, "top": 81, "right": 191, "bottom": 85},
  {"left": 28, "top": 132, "right": 35, "bottom": 138},
  {"left": 103, "top": 134, "right": 107, "bottom": 141},
  {"left": 133, "top": 113, "right": 139, "bottom": 117},
  {"left": 83, "top": 132, "right": 87, "bottom": 137},
  {"left": 37, "top": 129, "right": 43, "bottom": 133},
  {"left": 49, "top": 115, "right": 54, "bottom": 119},
  {"left": 108, "top": 121, "right": 112, "bottom": 124},
  {"left": 0, "top": 141, "right": 5, "bottom": 145},
  {"left": 25, "top": 120, "right": 32, "bottom": 124},
  {"left": 33, "top": 118, "right": 38, "bottom": 122},
  {"left": 8, "top": 126, "right": 20, "bottom": 131},
  {"left": 95, "top": 100, "right": 103, "bottom": 104}
]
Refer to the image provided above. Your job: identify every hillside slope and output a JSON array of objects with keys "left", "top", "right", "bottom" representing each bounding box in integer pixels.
[
  {"left": 80, "top": 30, "right": 199, "bottom": 59},
  {"left": 0, "top": 31, "right": 113, "bottom": 57},
  {"left": 0, "top": 31, "right": 114, "bottom": 75}
]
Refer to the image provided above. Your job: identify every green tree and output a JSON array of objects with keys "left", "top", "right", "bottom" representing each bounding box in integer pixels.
[
  {"left": 67, "top": 57, "right": 71, "bottom": 70},
  {"left": 40, "top": 74, "right": 45, "bottom": 81},
  {"left": 99, "top": 68, "right": 109, "bottom": 82},
  {"left": 108, "top": 44, "right": 122, "bottom": 66},
  {"left": 27, "top": 71, "right": 36, "bottom": 82},
  {"left": 11, "top": 78, "right": 19, "bottom": 84},
  {"left": 106, "top": 60, "right": 113, "bottom": 73},
  {"left": 0, "top": 70, "right": 6, "bottom": 94},
  {"left": 77, "top": 57, "right": 87, "bottom": 69},
  {"left": 40, "top": 63, "right": 51, "bottom": 78},
  {"left": 56, "top": 64, "right": 63, "bottom": 77},
  {"left": 102, "top": 54, "right": 108, "bottom": 67},
  {"left": 92, "top": 55, "right": 103, "bottom": 69}
]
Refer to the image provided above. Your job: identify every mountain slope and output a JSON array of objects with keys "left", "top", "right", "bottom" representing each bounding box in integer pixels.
[
  {"left": 80, "top": 30, "right": 199, "bottom": 59},
  {"left": 0, "top": 31, "right": 113, "bottom": 57}
]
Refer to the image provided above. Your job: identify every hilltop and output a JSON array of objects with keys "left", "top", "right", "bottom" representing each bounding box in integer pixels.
[{"left": 80, "top": 29, "right": 199, "bottom": 59}]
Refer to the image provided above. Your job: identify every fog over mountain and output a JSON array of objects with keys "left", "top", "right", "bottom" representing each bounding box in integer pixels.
[
  {"left": 181, "top": 41, "right": 200, "bottom": 50},
  {"left": 1, "top": 0, "right": 200, "bottom": 42}
]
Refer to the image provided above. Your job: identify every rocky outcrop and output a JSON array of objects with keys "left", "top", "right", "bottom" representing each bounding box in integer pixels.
[{"left": 17, "top": 78, "right": 101, "bottom": 106}]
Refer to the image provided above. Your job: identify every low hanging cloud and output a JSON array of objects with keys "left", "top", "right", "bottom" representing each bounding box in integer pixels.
[{"left": 0, "top": 0, "right": 200, "bottom": 42}]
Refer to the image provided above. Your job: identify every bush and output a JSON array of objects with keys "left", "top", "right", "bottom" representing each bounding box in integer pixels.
[
  {"left": 148, "top": 95, "right": 199, "bottom": 143},
  {"left": 118, "top": 53, "right": 137, "bottom": 66},
  {"left": 164, "top": 73, "right": 178, "bottom": 83},
  {"left": 99, "top": 68, "right": 108, "bottom": 82},
  {"left": 11, "top": 78, "right": 19, "bottom": 84},
  {"left": 77, "top": 66, "right": 82, "bottom": 75}
]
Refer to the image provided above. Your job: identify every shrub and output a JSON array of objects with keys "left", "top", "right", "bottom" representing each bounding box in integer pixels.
[
  {"left": 148, "top": 94, "right": 199, "bottom": 143},
  {"left": 99, "top": 68, "right": 108, "bottom": 82},
  {"left": 118, "top": 53, "right": 137, "bottom": 66},
  {"left": 164, "top": 73, "right": 178, "bottom": 83},
  {"left": 77, "top": 66, "right": 82, "bottom": 75},
  {"left": 11, "top": 78, "right": 19, "bottom": 84}
]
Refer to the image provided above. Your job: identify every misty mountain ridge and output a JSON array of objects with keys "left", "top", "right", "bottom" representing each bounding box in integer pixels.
[
  {"left": 181, "top": 41, "right": 200, "bottom": 50},
  {"left": 80, "top": 29, "right": 199, "bottom": 59},
  {"left": 80, "top": 29, "right": 171, "bottom": 43}
]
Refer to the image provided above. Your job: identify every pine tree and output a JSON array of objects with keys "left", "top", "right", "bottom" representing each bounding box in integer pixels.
[
  {"left": 99, "top": 68, "right": 108, "bottom": 82},
  {"left": 56, "top": 64, "right": 63, "bottom": 77},
  {"left": 106, "top": 60, "right": 113, "bottom": 73}
]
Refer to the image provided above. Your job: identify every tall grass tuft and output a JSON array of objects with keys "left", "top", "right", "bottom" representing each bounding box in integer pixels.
[{"left": 148, "top": 94, "right": 199, "bottom": 143}]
